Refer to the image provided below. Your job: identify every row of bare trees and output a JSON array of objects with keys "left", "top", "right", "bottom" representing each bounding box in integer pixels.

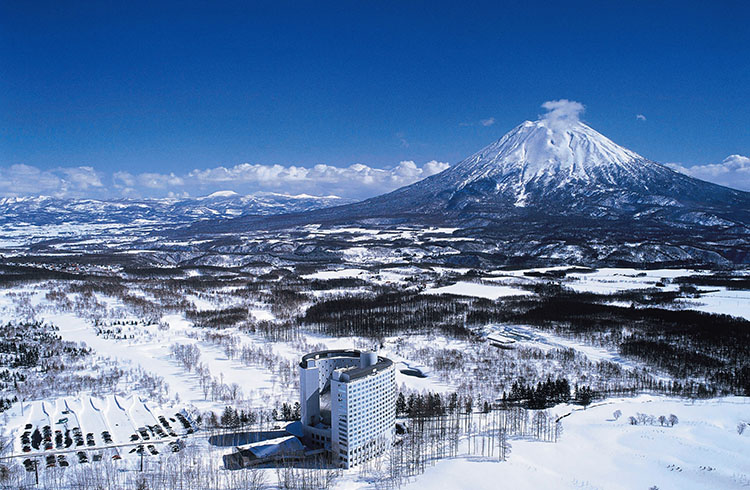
[
  {"left": 358, "top": 403, "right": 560, "bottom": 489},
  {"left": 0, "top": 442, "right": 267, "bottom": 490}
]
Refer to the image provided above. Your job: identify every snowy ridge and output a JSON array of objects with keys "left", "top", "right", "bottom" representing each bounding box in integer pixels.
[
  {"left": 202, "top": 190, "right": 239, "bottom": 199},
  {"left": 0, "top": 192, "right": 354, "bottom": 228}
]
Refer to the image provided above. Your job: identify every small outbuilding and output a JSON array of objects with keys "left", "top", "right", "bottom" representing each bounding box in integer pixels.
[{"left": 223, "top": 435, "right": 305, "bottom": 470}]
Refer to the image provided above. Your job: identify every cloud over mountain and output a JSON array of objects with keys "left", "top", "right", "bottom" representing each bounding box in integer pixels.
[
  {"left": 184, "top": 160, "right": 449, "bottom": 199},
  {"left": 539, "top": 99, "right": 585, "bottom": 129},
  {"left": 668, "top": 154, "right": 750, "bottom": 191},
  {"left": 0, "top": 164, "right": 103, "bottom": 198},
  {"left": 0, "top": 160, "right": 450, "bottom": 200}
]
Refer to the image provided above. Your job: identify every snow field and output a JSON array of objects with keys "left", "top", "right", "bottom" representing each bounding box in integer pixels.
[
  {"left": 481, "top": 324, "right": 652, "bottom": 373},
  {"left": 302, "top": 268, "right": 368, "bottom": 280},
  {"left": 103, "top": 395, "right": 139, "bottom": 444},
  {"left": 676, "top": 287, "right": 750, "bottom": 320},
  {"left": 401, "top": 395, "right": 750, "bottom": 490},
  {"left": 28, "top": 288, "right": 448, "bottom": 416},
  {"left": 423, "top": 281, "right": 532, "bottom": 300}
]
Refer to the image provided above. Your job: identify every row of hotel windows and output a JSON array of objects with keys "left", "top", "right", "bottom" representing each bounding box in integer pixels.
[
  {"left": 339, "top": 438, "right": 389, "bottom": 466},
  {"left": 342, "top": 413, "right": 394, "bottom": 444},
  {"left": 338, "top": 371, "right": 394, "bottom": 448}
]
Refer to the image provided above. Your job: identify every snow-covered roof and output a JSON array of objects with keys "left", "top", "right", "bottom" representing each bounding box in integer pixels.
[
  {"left": 236, "top": 435, "right": 303, "bottom": 459},
  {"left": 284, "top": 420, "right": 305, "bottom": 438},
  {"left": 300, "top": 349, "right": 393, "bottom": 381}
]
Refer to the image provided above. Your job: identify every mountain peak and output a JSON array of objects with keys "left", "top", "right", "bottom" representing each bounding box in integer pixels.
[
  {"left": 204, "top": 190, "right": 240, "bottom": 199},
  {"left": 436, "top": 119, "right": 649, "bottom": 206},
  {"left": 468, "top": 118, "right": 644, "bottom": 174}
]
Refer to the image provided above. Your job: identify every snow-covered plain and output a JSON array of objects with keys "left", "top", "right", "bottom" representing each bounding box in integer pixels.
[
  {"left": 400, "top": 395, "right": 750, "bottom": 490},
  {"left": 302, "top": 268, "right": 368, "bottom": 280},
  {"left": 490, "top": 267, "right": 696, "bottom": 293},
  {"left": 564, "top": 268, "right": 688, "bottom": 294},
  {"left": 0, "top": 284, "right": 449, "bottom": 419},
  {"left": 676, "top": 287, "right": 750, "bottom": 320},
  {"left": 481, "top": 323, "right": 647, "bottom": 372},
  {"left": 484, "top": 266, "right": 750, "bottom": 320},
  {"left": 423, "top": 281, "right": 532, "bottom": 300}
]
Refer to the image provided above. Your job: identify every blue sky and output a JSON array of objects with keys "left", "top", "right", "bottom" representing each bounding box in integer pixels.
[{"left": 1, "top": 1, "right": 748, "bottom": 198}]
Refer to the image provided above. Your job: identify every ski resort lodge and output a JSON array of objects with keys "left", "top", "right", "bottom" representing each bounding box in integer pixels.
[{"left": 299, "top": 349, "right": 396, "bottom": 468}]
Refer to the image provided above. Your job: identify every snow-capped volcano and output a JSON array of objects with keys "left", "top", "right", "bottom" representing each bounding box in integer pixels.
[
  {"left": 440, "top": 119, "right": 650, "bottom": 207},
  {"left": 334, "top": 117, "right": 748, "bottom": 222}
]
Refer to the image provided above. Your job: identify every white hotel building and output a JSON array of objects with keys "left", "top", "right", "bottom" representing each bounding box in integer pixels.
[{"left": 299, "top": 349, "right": 396, "bottom": 468}]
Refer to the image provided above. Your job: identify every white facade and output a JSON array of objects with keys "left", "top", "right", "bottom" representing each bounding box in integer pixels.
[{"left": 299, "top": 350, "right": 396, "bottom": 468}]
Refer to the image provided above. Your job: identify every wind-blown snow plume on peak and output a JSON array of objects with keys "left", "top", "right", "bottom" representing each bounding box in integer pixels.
[{"left": 539, "top": 99, "right": 585, "bottom": 130}]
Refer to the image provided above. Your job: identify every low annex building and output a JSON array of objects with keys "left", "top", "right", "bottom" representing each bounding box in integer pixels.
[
  {"left": 299, "top": 349, "right": 396, "bottom": 469},
  {"left": 222, "top": 435, "right": 305, "bottom": 470}
]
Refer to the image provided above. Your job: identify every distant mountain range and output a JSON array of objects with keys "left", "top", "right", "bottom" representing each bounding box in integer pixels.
[{"left": 0, "top": 192, "right": 352, "bottom": 227}]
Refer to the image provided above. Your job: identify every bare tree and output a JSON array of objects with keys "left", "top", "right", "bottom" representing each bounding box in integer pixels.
[{"left": 498, "top": 428, "right": 511, "bottom": 461}]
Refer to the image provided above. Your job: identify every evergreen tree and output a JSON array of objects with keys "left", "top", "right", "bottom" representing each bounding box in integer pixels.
[{"left": 396, "top": 392, "right": 407, "bottom": 416}]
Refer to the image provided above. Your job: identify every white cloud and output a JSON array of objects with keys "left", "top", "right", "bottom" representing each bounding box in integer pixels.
[
  {"left": 460, "top": 117, "right": 496, "bottom": 127},
  {"left": 636, "top": 114, "right": 647, "bottom": 121},
  {"left": 187, "top": 160, "right": 450, "bottom": 199},
  {"left": 668, "top": 154, "right": 750, "bottom": 191},
  {"left": 189, "top": 163, "right": 308, "bottom": 185},
  {"left": 540, "top": 99, "right": 585, "bottom": 129},
  {"left": 0, "top": 164, "right": 105, "bottom": 198},
  {"left": 113, "top": 171, "right": 184, "bottom": 190},
  {"left": 138, "top": 172, "right": 184, "bottom": 189},
  {"left": 0, "top": 160, "right": 450, "bottom": 200},
  {"left": 60, "top": 166, "right": 103, "bottom": 190},
  {"left": 423, "top": 160, "right": 451, "bottom": 175},
  {"left": 113, "top": 171, "right": 136, "bottom": 188}
]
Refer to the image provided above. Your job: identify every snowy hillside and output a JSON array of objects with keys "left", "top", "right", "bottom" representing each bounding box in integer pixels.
[{"left": 406, "top": 395, "right": 750, "bottom": 490}]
